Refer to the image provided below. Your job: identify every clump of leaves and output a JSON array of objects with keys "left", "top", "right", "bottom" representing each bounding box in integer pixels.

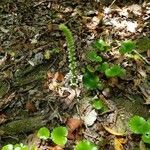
[
  {"left": 2, "top": 143, "right": 29, "bottom": 150},
  {"left": 129, "top": 116, "right": 150, "bottom": 144},
  {"left": 105, "top": 65, "right": 125, "bottom": 77},
  {"left": 14, "top": 143, "right": 28, "bottom": 150},
  {"left": 51, "top": 126, "right": 68, "bottom": 146},
  {"left": 92, "top": 39, "right": 110, "bottom": 52},
  {"left": 96, "top": 62, "right": 109, "bottom": 73},
  {"left": 75, "top": 140, "right": 98, "bottom": 150},
  {"left": 83, "top": 71, "right": 101, "bottom": 90},
  {"left": 87, "top": 51, "right": 102, "bottom": 62},
  {"left": 2, "top": 144, "right": 13, "bottom": 150},
  {"left": 37, "top": 127, "right": 50, "bottom": 140},
  {"left": 119, "top": 40, "right": 135, "bottom": 54}
]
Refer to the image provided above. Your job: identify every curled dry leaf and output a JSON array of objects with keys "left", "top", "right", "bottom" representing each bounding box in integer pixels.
[
  {"left": 58, "top": 87, "right": 81, "bottom": 105},
  {"left": 67, "top": 118, "right": 82, "bottom": 132},
  {"left": 53, "top": 72, "right": 64, "bottom": 82},
  {"left": 114, "top": 137, "right": 127, "bottom": 150}
]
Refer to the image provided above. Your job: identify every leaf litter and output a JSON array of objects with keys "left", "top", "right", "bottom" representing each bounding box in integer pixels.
[{"left": 0, "top": 0, "right": 149, "bottom": 149}]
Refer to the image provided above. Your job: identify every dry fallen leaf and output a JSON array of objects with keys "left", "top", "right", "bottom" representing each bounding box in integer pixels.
[
  {"left": 0, "top": 92, "right": 16, "bottom": 110},
  {"left": 67, "top": 118, "right": 82, "bottom": 132},
  {"left": 25, "top": 101, "right": 37, "bottom": 112},
  {"left": 83, "top": 109, "right": 97, "bottom": 126},
  {"left": 48, "top": 146, "right": 64, "bottom": 150},
  {"left": 114, "top": 137, "right": 127, "bottom": 150},
  {"left": 53, "top": 72, "right": 64, "bottom": 82},
  {"left": 103, "top": 125, "right": 125, "bottom": 136},
  {"left": 0, "top": 114, "right": 7, "bottom": 125},
  {"left": 0, "top": 54, "right": 7, "bottom": 66},
  {"left": 47, "top": 71, "right": 53, "bottom": 79}
]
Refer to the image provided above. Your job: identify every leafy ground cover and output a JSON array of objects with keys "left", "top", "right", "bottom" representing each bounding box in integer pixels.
[{"left": 0, "top": 0, "right": 150, "bottom": 149}]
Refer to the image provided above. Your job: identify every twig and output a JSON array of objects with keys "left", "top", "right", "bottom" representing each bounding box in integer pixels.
[
  {"left": 133, "top": 50, "right": 150, "bottom": 66},
  {"left": 109, "top": 0, "right": 117, "bottom": 8}
]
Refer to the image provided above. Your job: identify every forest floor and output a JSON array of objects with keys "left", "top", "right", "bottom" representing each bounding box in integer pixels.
[{"left": 0, "top": 0, "right": 150, "bottom": 149}]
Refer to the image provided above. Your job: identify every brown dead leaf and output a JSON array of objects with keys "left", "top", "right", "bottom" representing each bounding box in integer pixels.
[
  {"left": 114, "top": 137, "right": 127, "bottom": 150},
  {"left": 47, "top": 22, "right": 53, "bottom": 31},
  {"left": 47, "top": 71, "right": 53, "bottom": 79},
  {"left": 108, "top": 77, "right": 118, "bottom": 87},
  {"left": 53, "top": 72, "right": 64, "bottom": 82},
  {"left": 103, "top": 125, "right": 125, "bottom": 136},
  {"left": 0, "top": 114, "right": 7, "bottom": 125},
  {"left": 25, "top": 101, "right": 37, "bottom": 112},
  {"left": 48, "top": 146, "right": 64, "bottom": 150},
  {"left": 67, "top": 131, "right": 75, "bottom": 140},
  {"left": 0, "top": 92, "right": 16, "bottom": 110},
  {"left": 67, "top": 118, "right": 82, "bottom": 132}
]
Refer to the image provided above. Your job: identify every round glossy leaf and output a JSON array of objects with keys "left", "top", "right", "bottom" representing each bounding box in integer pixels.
[
  {"left": 105, "top": 65, "right": 125, "bottom": 77},
  {"left": 14, "top": 143, "right": 28, "bottom": 150},
  {"left": 87, "top": 51, "right": 102, "bottom": 62},
  {"left": 75, "top": 140, "right": 98, "bottom": 150},
  {"left": 142, "top": 132, "right": 150, "bottom": 144},
  {"left": 51, "top": 126, "right": 68, "bottom": 146},
  {"left": 92, "top": 39, "right": 109, "bottom": 52},
  {"left": 83, "top": 72, "right": 100, "bottom": 90},
  {"left": 129, "top": 116, "right": 147, "bottom": 134},
  {"left": 37, "top": 127, "right": 50, "bottom": 140},
  {"left": 96, "top": 62, "right": 109, "bottom": 73},
  {"left": 92, "top": 99, "right": 103, "bottom": 110},
  {"left": 2, "top": 144, "right": 13, "bottom": 150},
  {"left": 119, "top": 40, "right": 135, "bottom": 54}
]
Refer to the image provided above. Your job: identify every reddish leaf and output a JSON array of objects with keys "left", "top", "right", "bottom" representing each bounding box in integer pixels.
[{"left": 67, "top": 118, "right": 82, "bottom": 132}]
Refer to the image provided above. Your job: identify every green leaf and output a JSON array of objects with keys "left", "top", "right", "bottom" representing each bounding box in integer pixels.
[
  {"left": 44, "top": 50, "right": 51, "bottom": 60},
  {"left": 37, "top": 127, "right": 50, "bottom": 140},
  {"left": 86, "top": 65, "right": 95, "bottom": 73},
  {"left": 119, "top": 40, "right": 135, "bottom": 54},
  {"left": 14, "top": 143, "right": 28, "bottom": 150},
  {"left": 51, "top": 126, "right": 68, "bottom": 146},
  {"left": 129, "top": 116, "right": 148, "bottom": 134},
  {"left": 142, "top": 132, "right": 150, "bottom": 144},
  {"left": 75, "top": 140, "right": 98, "bottom": 150},
  {"left": 96, "top": 62, "right": 109, "bottom": 73},
  {"left": 2, "top": 144, "right": 13, "bottom": 150},
  {"left": 105, "top": 65, "right": 125, "bottom": 77},
  {"left": 83, "top": 72, "right": 101, "bottom": 90},
  {"left": 87, "top": 51, "right": 102, "bottom": 62},
  {"left": 92, "top": 39, "right": 109, "bottom": 52},
  {"left": 92, "top": 99, "right": 103, "bottom": 110}
]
